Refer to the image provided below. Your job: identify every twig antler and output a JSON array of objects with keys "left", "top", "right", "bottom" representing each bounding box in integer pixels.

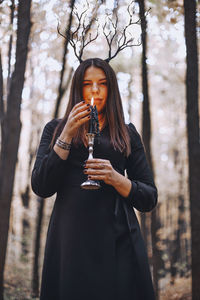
[
  {"left": 104, "top": 1, "right": 141, "bottom": 62},
  {"left": 57, "top": 1, "right": 146, "bottom": 63},
  {"left": 57, "top": 3, "right": 99, "bottom": 63}
]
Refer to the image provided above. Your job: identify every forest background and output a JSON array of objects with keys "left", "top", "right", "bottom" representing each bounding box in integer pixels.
[{"left": 0, "top": 0, "right": 199, "bottom": 299}]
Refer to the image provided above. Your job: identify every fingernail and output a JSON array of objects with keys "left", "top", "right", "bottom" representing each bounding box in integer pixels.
[
  {"left": 88, "top": 176, "right": 92, "bottom": 179},
  {"left": 86, "top": 103, "right": 90, "bottom": 107},
  {"left": 87, "top": 108, "right": 91, "bottom": 112},
  {"left": 83, "top": 170, "right": 87, "bottom": 174},
  {"left": 88, "top": 115, "right": 91, "bottom": 119}
]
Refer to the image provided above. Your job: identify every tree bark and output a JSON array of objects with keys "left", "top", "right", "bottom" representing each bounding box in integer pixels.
[
  {"left": 137, "top": 0, "right": 151, "bottom": 248},
  {"left": 54, "top": 0, "right": 75, "bottom": 118},
  {"left": 137, "top": 1, "right": 163, "bottom": 298},
  {"left": 0, "top": 1, "right": 32, "bottom": 298},
  {"left": 184, "top": 1, "right": 200, "bottom": 299},
  {"left": 20, "top": 186, "right": 31, "bottom": 260}
]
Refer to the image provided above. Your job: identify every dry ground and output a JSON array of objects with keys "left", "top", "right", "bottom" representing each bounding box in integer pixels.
[{"left": 4, "top": 266, "right": 191, "bottom": 300}]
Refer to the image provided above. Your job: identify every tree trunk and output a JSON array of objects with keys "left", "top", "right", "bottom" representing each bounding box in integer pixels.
[
  {"left": 20, "top": 62, "right": 35, "bottom": 264},
  {"left": 138, "top": 0, "right": 151, "bottom": 248},
  {"left": 0, "top": 1, "right": 32, "bottom": 298},
  {"left": 177, "top": 163, "right": 188, "bottom": 278},
  {"left": 184, "top": 1, "right": 200, "bottom": 299},
  {"left": 54, "top": 0, "right": 75, "bottom": 118},
  {"left": 20, "top": 186, "right": 31, "bottom": 260},
  {"left": 137, "top": 1, "right": 163, "bottom": 298}
]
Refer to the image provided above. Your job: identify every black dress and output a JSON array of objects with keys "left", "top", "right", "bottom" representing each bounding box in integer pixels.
[{"left": 31, "top": 119, "right": 157, "bottom": 300}]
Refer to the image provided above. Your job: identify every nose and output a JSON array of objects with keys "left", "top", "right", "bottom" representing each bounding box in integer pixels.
[{"left": 91, "top": 82, "right": 99, "bottom": 93}]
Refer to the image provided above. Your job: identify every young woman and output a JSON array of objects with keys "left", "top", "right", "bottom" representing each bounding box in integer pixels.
[{"left": 31, "top": 58, "right": 157, "bottom": 300}]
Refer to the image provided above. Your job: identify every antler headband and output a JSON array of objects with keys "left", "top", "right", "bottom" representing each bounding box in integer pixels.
[{"left": 57, "top": 1, "right": 141, "bottom": 63}]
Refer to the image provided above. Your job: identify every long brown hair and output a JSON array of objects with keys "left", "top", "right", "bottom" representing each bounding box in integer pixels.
[{"left": 50, "top": 58, "right": 131, "bottom": 156}]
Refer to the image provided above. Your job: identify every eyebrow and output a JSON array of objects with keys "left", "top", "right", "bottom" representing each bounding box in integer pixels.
[{"left": 83, "top": 78, "right": 107, "bottom": 82}]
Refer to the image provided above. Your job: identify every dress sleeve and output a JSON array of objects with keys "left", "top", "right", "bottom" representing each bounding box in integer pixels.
[
  {"left": 31, "top": 119, "right": 67, "bottom": 198},
  {"left": 124, "top": 123, "right": 158, "bottom": 212}
]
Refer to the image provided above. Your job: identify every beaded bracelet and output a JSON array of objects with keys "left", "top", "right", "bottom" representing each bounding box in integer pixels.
[{"left": 56, "top": 138, "right": 71, "bottom": 150}]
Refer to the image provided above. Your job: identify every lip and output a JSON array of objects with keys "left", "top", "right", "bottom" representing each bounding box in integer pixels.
[
  {"left": 87, "top": 98, "right": 103, "bottom": 104},
  {"left": 94, "top": 98, "right": 103, "bottom": 101}
]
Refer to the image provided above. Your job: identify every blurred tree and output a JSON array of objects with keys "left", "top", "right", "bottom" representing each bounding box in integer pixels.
[
  {"left": 0, "top": 0, "right": 32, "bottom": 299},
  {"left": 137, "top": 0, "right": 163, "bottom": 298},
  {"left": 184, "top": 0, "right": 200, "bottom": 299},
  {"left": 137, "top": 0, "right": 150, "bottom": 248},
  {"left": 169, "top": 157, "right": 185, "bottom": 284},
  {"left": 54, "top": 0, "right": 75, "bottom": 118}
]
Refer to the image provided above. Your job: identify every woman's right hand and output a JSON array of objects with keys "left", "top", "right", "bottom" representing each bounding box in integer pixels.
[{"left": 61, "top": 101, "right": 91, "bottom": 140}]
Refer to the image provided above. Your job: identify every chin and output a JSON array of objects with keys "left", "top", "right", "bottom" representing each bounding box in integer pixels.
[
  {"left": 97, "top": 108, "right": 106, "bottom": 115},
  {"left": 96, "top": 106, "right": 102, "bottom": 112}
]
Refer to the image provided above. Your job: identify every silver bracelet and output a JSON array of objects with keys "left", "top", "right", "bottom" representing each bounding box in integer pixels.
[{"left": 56, "top": 138, "right": 71, "bottom": 150}]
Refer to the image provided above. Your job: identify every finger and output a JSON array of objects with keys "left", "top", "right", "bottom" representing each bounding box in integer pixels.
[
  {"left": 84, "top": 168, "right": 106, "bottom": 175},
  {"left": 88, "top": 175, "right": 105, "bottom": 181},
  {"left": 86, "top": 159, "right": 109, "bottom": 164},
  {"left": 72, "top": 103, "right": 90, "bottom": 115},
  {"left": 75, "top": 114, "right": 91, "bottom": 125},
  {"left": 74, "top": 100, "right": 85, "bottom": 108},
  {"left": 71, "top": 101, "right": 87, "bottom": 113},
  {"left": 84, "top": 163, "right": 108, "bottom": 169},
  {"left": 70, "top": 104, "right": 90, "bottom": 123},
  {"left": 74, "top": 107, "right": 91, "bottom": 121}
]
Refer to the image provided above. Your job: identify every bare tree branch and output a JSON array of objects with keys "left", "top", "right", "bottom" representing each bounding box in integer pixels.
[
  {"left": 104, "top": 1, "right": 141, "bottom": 62},
  {"left": 58, "top": 0, "right": 144, "bottom": 63},
  {"left": 57, "top": 3, "right": 100, "bottom": 63}
]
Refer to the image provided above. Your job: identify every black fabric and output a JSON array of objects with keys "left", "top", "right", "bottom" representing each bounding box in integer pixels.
[
  {"left": 31, "top": 118, "right": 157, "bottom": 300},
  {"left": 114, "top": 199, "right": 139, "bottom": 300}
]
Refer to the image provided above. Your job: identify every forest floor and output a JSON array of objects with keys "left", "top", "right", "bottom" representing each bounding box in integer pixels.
[
  {"left": 160, "top": 277, "right": 191, "bottom": 300},
  {"left": 4, "top": 263, "right": 39, "bottom": 300},
  {"left": 4, "top": 265, "right": 191, "bottom": 300}
]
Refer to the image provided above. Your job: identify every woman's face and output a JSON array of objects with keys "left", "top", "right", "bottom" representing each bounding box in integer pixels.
[{"left": 82, "top": 66, "right": 108, "bottom": 114}]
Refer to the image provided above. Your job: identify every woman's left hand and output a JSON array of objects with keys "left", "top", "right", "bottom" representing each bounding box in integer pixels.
[
  {"left": 83, "top": 159, "right": 117, "bottom": 186},
  {"left": 84, "top": 158, "right": 132, "bottom": 197}
]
